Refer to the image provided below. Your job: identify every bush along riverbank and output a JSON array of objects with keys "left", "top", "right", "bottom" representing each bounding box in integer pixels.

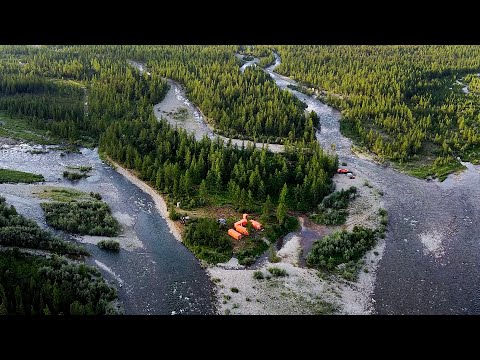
[
  {"left": 0, "top": 168, "right": 44, "bottom": 184},
  {"left": 39, "top": 189, "right": 120, "bottom": 237},
  {"left": 0, "top": 197, "right": 121, "bottom": 315}
]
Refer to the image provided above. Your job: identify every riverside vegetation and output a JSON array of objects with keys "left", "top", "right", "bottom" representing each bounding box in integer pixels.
[{"left": 0, "top": 196, "right": 119, "bottom": 315}]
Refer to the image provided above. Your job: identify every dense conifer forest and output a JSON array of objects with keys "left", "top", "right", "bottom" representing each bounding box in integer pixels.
[
  {"left": 0, "top": 197, "right": 119, "bottom": 315},
  {"left": 274, "top": 45, "right": 480, "bottom": 177}
]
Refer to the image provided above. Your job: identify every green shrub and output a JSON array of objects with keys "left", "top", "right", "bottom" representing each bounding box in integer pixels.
[
  {"left": 311, "top": 187, "right": 357, "bottom": 225},
  {"left": 268, "top": 244, "right": 280, "bottom": 263},
  {"left": 264, "top": 215, "right": 299, "bottom": 243},
  {"left": 90, "top": 192, "right": 102, "bottom": 200},
  {"left": 307, "top": 226, "right": 376, "bottom": 272},
  {"left": 168, "top": 205, "right": 180, "bottom": 220},
  {"left": 363, "top": 180, "right": 372, "bottom": 188},
  {"left": 253, "top": 271, "right": 264, "bottom": 279},
  {"left": 97, "top": 239, "right": 120, "bottom": 251},
  {"left": 231, "top": 287, "right": 239, "bottom": 293},
  {"left": 268, "top": 267, "right": 288, "bottom": 277},
  {"left": 63, "top": 171, "right": 88, "bottom": 181},
  {"left": 238, "top": 256, "right": 256, "bottom": 266},
  {"left": 41, "top": 200, "right": 120, "bottom": 236}
]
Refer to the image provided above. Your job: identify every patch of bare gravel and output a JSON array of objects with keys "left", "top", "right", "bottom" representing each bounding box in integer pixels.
[{"left": 419, "top": 230, "right": 445, "bottom": 258}]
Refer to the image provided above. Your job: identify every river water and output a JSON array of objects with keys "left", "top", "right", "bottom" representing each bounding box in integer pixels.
[
  {"left": 265, "top": 52, "right": 480, "bottom": 314},
  {"left": 0, "top": 143, "right": 215, "bottom": 315}
]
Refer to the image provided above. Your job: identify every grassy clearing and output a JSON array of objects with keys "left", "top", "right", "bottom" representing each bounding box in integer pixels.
[
  {"left": 170, "top": 190, "right": 294, "bottom": 266},
  {"left": 342, "top": 117, "right": 468, "bottom": 181},
  {"left": 0, "top": 111, "right": 55, "bottom": 144},
  {"left": 0, "top": 168, "right": 44, "bottom": 183},
  {"left": 32, "top": 186, "right": 90, "bottom": 202},
  {"left": 397, "top": 160, "right": 466, "bottom": 182},
  {"left": 35, "top": 188, "right": 115, "bottom": 238}
]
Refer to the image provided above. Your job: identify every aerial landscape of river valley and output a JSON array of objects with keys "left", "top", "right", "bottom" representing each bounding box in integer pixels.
[{"left": 1, "top": 45, "right": 480, "bottom": 315}]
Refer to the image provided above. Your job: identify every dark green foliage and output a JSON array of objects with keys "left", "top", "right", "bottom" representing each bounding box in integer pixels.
[
  {"left": 307, "top": 226, "right": 376, "bottom": 272},
  {"left": 0, "top": 197, "right": 118, "bottom": 316},
  {"left": 0, "top": 250, "right": 119, "bottom": 315},
  {"left": 311, "top": 186, "right": 357, "bottom": 225},
  {"left": 253, "top": 270, "right": 264, "bottom": 280},
  {"left": 168, "top": 205, "right": 180, "bottom": 221},
  {"left": 264, "top": 215, "right": 300, "bottom": 243},
  {"left": 231, "top": 287, "right": 239, "bottom": 293},
  {"left": 97, "top": 239, "right": 120, "bottom": 252},
  {"left": 268, "top": 244, "right": 280, "bottom": 263},
  {"left": 378, "top": 209, "right": 388, "bottom": 234},
  {"left": 267, "top": 267, "right": 288, "bottom": 277},
  {"left": 184, "top": 218, "right": 233, "bottom": 264},
  {"left": 0, "top": 168, "right": 44, "bottom": 184},
  {"left": 90, "top": 192, "right": 102, "bottom": 200},
  {"left": 276, "top": 183, "right": 288, "bottom": 225},
  {"left": 63, "top": 171, "right": 87, "bottom": 181},
  {"left": 41, "top": 201, "right": 120, "bottom": 236},
  {"left": 0, "top": 196, "right": 87, "bottom": 256}
]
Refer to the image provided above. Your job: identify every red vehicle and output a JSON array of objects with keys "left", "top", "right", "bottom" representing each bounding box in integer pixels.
[{"left": 337, "top": 168, "right": 349, "bottom": 174}]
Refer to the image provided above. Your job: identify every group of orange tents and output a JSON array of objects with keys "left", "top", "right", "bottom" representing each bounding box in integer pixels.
[{"left": 227, "top": 213, "right": 263, "bottom": 240}]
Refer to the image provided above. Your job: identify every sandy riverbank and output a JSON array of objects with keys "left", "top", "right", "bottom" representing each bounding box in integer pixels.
[{"left": 108, "top": 158, "right": 183, "bottom": 244}]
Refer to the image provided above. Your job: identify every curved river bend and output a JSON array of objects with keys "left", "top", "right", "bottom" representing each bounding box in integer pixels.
[{"left": 0, "top": 145, "right": 215, "bottom": 315}]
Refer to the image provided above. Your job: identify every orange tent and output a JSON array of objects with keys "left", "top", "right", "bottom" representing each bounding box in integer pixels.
[
  {"left": 250, "top": 220, "right": 262, "bottom": 230},
  {"left": 235, "top": 219, "right": 247, "bottom": 227},
  {"left": 228, "top": 229, "right": 242, "bottom": 240},
  {"left": 235, "top": 224, "right": 249, "bottom": 236}
]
